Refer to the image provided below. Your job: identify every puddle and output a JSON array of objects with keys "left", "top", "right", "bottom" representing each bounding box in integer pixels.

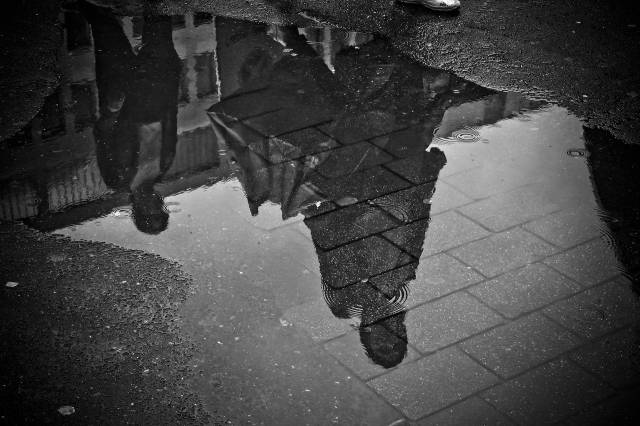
[{"left": 2, "top": 5, "right": 639, "bottom": 424}]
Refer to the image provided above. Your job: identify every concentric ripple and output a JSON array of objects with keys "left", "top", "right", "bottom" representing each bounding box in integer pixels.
[{"left": 432, "top": 126, "right": 484, "bottom": 145}]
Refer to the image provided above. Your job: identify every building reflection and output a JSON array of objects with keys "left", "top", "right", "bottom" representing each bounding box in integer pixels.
[{"left": 0, "top": 9, "right": 222, "bottom": 226}]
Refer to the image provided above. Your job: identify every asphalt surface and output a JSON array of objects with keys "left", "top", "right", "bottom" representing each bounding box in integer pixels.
[{"left": 0, "top": 223, "right": 213, "bottom": 424}]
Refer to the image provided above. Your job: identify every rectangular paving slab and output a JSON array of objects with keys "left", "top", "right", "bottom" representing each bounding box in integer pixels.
[{"left": 368, "top": 347, "right": 499, "bottom": 420}]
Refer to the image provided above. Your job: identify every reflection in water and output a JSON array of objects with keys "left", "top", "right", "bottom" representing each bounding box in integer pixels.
[
  {"left": 585, "top": 128, "right": 640, "bottom": 287},
  {"left": 0, "top": 11, "right": 541, "bottom": 367},
  {"left": 7, "top": 11, "right": 632, "bottom": 373},
  {"left": 3, "top": 8, "right": 639, "bottom": 423},
  {"left": 208, "top": 23, "right": 539, "bottom": 366},
  {"left": 84, "top": 4, "right": 180, "bottom": 233}
]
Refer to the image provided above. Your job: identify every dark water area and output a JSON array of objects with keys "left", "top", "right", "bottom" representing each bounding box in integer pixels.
[{"left": 2, "top": 4, "right": 640, "bottom": 423}]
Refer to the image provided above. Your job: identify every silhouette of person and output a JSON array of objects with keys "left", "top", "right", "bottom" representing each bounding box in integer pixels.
[
  {"left": 210, "top": 22, "right": 533, "bottom": 367},
  {"left": 81, "top": 3, "right": 180, "bottom": 234}
]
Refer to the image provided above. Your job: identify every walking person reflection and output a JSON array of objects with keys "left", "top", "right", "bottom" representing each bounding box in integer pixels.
[
  {"left": 209, "top": 22, "right": 533, "bottom": 367},
  {"left": 81, "top": 3, "right": 180, "bottom": 234}
]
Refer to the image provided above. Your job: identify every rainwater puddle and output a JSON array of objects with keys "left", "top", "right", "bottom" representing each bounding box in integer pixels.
[{"left": 2, "top": 7, "right": 639, "bottom": 424}]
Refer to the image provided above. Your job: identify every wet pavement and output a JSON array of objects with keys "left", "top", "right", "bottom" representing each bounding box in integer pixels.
[{"left": 1, "top": 3, "right": 640, "bottom": 425}]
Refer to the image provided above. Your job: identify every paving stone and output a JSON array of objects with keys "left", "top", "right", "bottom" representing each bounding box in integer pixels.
[
  {"left": 543, "top": 238, "right": 622, "bottom": 287},
  {"left": 243, "top": 107, "right": 331, "bottom": 137},
  {"left": 315, "top": 142, "right": 393, "bottom": 179},
  {"left": 283, "top": 298, "right": 352, "bottom": 342},
  {"left": 414, "top": 397, "right": 514, "bottom": 426},
  {"left": 247, "top": 129, "right": 339, "bottom": 165},
  {"left": 429, "top": 181, "right": 473, "bottom": 215},
  {"left": 460, "top": 313, "right": 583, "bottom": 378},
  {"left": 563, "top": 389, "right": 640, "bottom": 426},
  {"left": 384, "top": 150, "right": 447, "bottom": 185},
  {"left": 372, "top": 183, "right": 435, "bottom": 224},
  {"left": 211, "top": 88, "right": 283, "bottom": 120},
  {"left": 543, "top": 281, "right": 640, "bottom": 340},
  {"left": 402, "top": 254, "right": 484, "bottom": 307},
  {"left": 369, "top": 347, "right": 499, "bottom": 420},
  {"left": 569, "top": 327, "right": 640, "bottom": 388},
  {"left": 449, "top": 228, "right": 557, "bottom": 278},
  {"left": 324, "top": 330, "right": 421, "bottom": 380},
  {"left": 319, "top": 166, "right": 411, "bottom": 204},
  {"left": 304, "top": 203, "right": 398, "bottom": 250},
  {"left": 481, "top": 358, "right": 613, "bottom": 425},
  {"left": 318, "top": 236, "right": 414, "bottom": 289},
  {"left": 382, "top": 218, "right": 432, "bottom": 258},
  {"left": 319, "top": 120, "right": 407, "bottom": 145},
  {"left": 457, "top": 183, "right": 562, "bottom": 232},
  {"left": 443, "top": 163, "right": 547, "bottom": 200},
  {"left": 369, "top": 126, "right": 430, "bottom": 158},
  {"left": 468, "top": 263, "right": 581, "bottom": 318},
  {"left": 369, "top": 262, "right": 420, "bottom": 299},
  {"left": 249, "top": 262, "right": 324, "bottom": 311},
  {"left": 523, "top": 207, "right": 603, "bottom": 248},
  {"left": 406, "top": 292, "right": 503, "bottom": 353},
  {"left": 392, "top": 210, "right": 489, "bottom": 259}
]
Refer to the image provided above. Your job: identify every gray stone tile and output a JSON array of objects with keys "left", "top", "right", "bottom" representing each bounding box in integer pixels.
[
  {"left": 429, "top": 181, "right": 473, "bottom": 215},
  {"left": 543, "top": 281, "right": 640, "bottom": 340},
  {"left": 523, "top": 207, "right": 603, "bottom": 248},
  {"left": 211, "top": 88, "right": 284, "bottom": 120},
  {"left": 569, "top": 327, "right": 640, "bottom": 389},
  {"left": 457, "top": 183, "right": 562, "bottom": 232},
  {"left": 404, "top": 254, "right": 485, "bottom": 307},
  {"left": 369, "top": 126, "right": 428, "bottom": 158},
  {"left": 369, "top": 347, "right": 499, "bottom": 420},
  {"left": 324, "top": 331, "right": 420, "bottom": 380},
  {"left": 283, "top": 298, "right": 352, "bottom": 342},
  {"left": 368, "top": 262, "right": 420, "bottom": 299},
  {"left": 250, "top": 262, "right": 324, "bottom": 311},
  {"left": 468, "top": 263, "right": 581, "bottom": 318},
  {"left": 481, "top": 358, "right": 613, "bottom": 425},
  {"left": 244, "top": 107, "right": 331, "bottom": 137},
  {"left": 450, "top": 228, "right": 558, "bottom": 278},
  {"left": 248, "top": 127, "right": 339, "bottom": 164},
  {"left": 460, "top": 313, "right": 583, "bottom": 378},
  {"left": 406, "top": 292, "right": 503, "bottom": 353},
  {"left": 319, "top": 120, "right": 407, "bottom": 145},
  {"left": 443, "top": 164, "right": 547, "bottom": 200},
  {"left": 543, "top": 238, "right": 622, "bottom": 287},
  {"left": 315, "top": 142, "right": 393, "bottom": 179},
  {"left": 382, "top": 218, "right": 432, "bottom": 258},
  {"left": 384, "top": 149, "right": 447, "bottom": 185},
  {"left": 318, "top": 236, "right": 414, "bottom": 289},
  {"left": 319, "top": 166, "right": 411, "bottom": 205},
  {"left": 194, "top": 306, "right": 403, "bottom": 425},
  {"left": 414, "top": 397, "right": 514, "bottom": 426},
  {"left": 414, "top": 211, "right": 490, "bottom": 258},
  {"left": 372, "top": 183, "right": 435, "bottom": 224},
  {"left": 304, "top": 203, "right": 398, "bottom": 250},
  {"left": 563, "top": 389, "right": 639, "bottom": 426}
]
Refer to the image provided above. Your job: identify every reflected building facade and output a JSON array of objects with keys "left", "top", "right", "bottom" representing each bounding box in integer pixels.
[{"left": 0, "top": 10, "right": 222, "bottom": 225}]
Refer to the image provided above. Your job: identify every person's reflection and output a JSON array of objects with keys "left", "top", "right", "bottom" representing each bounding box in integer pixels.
[
  {"left": 210, "top": 24, "right": 528, "bottom": 367},
  {"left": 81, "top": 3, "right": 180, "bottom": 234}
]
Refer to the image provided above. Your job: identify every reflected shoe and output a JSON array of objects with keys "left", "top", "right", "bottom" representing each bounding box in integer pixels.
[{"left": 397, "top": 0, "right": 461, "bottom": 12}]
